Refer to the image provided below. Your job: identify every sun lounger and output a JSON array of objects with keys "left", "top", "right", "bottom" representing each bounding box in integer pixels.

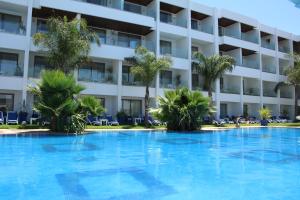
[
  {"left": 0, "top": 111, "right": 4, "bottom": 124},
  {"left": 6, "top": 111, "right": 18, "bottom": 125}
]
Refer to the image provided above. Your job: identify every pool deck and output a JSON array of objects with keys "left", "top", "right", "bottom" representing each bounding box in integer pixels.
[{"left": 0, "top": 126, "right": 299, "bottom": 135}]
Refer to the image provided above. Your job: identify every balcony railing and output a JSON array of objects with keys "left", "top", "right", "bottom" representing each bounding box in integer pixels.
[
  {"left": 75, "top": 0, "right": 155, "bottom": 17},
  {"left": 262, "top": 65, "right": 276, "bottom": 74},
  {"left": 91, "top": 27, "right": 145, "bottom": 49},
  {"left": 78, "top": 73, "right": 117, "bottom": 84},
  {"left": 263, "top": 90, "right": 277, "bottom": 97},
  {"left": 160, "top": 12, "right": 187, "bottom": 28},
  {"left": 0, "top": 65, "right": 24, "bottom": 77},
  {"left": 241, "top": 60, "right": 260, "bottom": 70},
  {"left": 243, "top": 88, "right": 260, "bottom": 96},
  {"left": 279, "top": 66, "right": 286, "bottom": 75},
  {"left": 221, "top": 87, "right": 240, "bottom": 94},
  {"left": 278, "top": 46, "right": 290, "bottom": 54},
  {"left": 160, "top": 79, "right": 188, "bottom": 89},
  {"left": 160, "top": 48, "right": 188, "bottom": 59},
  {"left": 261, "top": 40, "right": 275, "bottom": 50},
  {"left": 0, "top": 24, "right": 26, "bottom": 35},
  {"left": 280, "top": 92, "right": 293, "bottom": 99},
  {"left": 191, "top": 20, "right": 213, "bottom": 34},
  {"left": 219, "top": 27, "right": 258, "bottom": 44},
  {"left": 241, "top": 33, "right": 259, "bottom": 44}
]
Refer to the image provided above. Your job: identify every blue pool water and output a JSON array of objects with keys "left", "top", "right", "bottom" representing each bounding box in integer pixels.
[{"left": 0, "top": 128, "right": 300, "bottom": 200}]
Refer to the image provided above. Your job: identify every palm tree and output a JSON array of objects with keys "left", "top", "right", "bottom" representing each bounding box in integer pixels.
[
  {"left": 126, "top": 46, "right": 172, "bottom": 127},
  {"left": 33, "top": 16, "right": 99, "bottom": 73},
  {"left": 29, "top": 70, "right": 104, "bottom": 133},
  {"left": 153, "top": 87, "right": 213, "bottom": 131},
  {"left": 275, "top": 53, "right": 300, "bottom": 121},
  {"left": 193, "top": 53, "right": 235, "bottom": 101}
]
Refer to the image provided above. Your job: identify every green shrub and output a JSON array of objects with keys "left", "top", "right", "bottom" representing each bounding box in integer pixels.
[
  {"left": 259, "top": 107, "right": 271, "bottom": 120},
  {"left": 154, "top": 87, "right": 213, "bottom": 131}
]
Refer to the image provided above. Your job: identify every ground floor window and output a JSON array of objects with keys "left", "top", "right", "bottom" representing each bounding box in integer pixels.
[
  {"left": 122, "top": 99, "right": 142, "bottom": 117},
  {"left": 220, "top": 103, "right": 227, "bottom": 118},
  {"left": 0, "top": 93, "right": 14, "bottom": 112}
]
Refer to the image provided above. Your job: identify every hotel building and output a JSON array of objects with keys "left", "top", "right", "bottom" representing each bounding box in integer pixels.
[{"left": 0, "top": 0, "right": 299, "bottom": 119}]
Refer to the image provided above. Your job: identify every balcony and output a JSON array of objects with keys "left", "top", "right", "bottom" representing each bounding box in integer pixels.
[
  {"left": 78, "top": 64, "right": 117, "bottom": 85},
  {"left": 160, "top": 79, "right": 187, "bottom": 89},
  {"left": 160, "top": 2, "right": 187, "bottom": 28},
  {"left": 262, "top": 65, "right": 276, "bottom": 74},
  {"left": 219, "top": 26, "right": 240, "bottom": 40},
  {"left": 278, "top": 46, "right": 290, "bottom": 54},
  {"left": 191, "top": 19, "right": 213, "bottom": 34},
  {"left": 241, "top": 60, "right": 260, "bottom": 70},
  {"left": 92, "top": 27, "right": 144, "bottom": 50},
  {"left": 261, "top": 40, "right": 275, "bottom": 50},
  {"left": 0, "top": 13, "right": 26, "bottom": 35},
  {"left": 76, "top": 0, "right": 155, "bottom": 17},
  {"left": 241, "top": 32, "right": 258, "bottom": 44},
  {"left": 280, "top": 91, "right": 293, "bottom": 99}
]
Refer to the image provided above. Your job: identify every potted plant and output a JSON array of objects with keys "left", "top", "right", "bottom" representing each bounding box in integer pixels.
[{"left": 259, "top": 107, "right": 271, "bottom": 126}]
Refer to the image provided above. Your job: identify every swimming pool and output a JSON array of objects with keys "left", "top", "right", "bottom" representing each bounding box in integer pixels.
[{"left": 0, "top": 128, "right": 299, "bottom": 200}]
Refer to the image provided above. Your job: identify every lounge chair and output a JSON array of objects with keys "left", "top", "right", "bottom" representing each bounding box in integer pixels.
[
  {"left": 148, "top": 116, "right": 161, "bottom": 126},
  {"left": 0, "top": 111, "right": 4, "bottom": 124},
  {"left": 213, "top": 120, "right": 225, "bottom": 127},
  {"left": 106, "top": 115, "right": 119, "bottom": 126},
  {"left": 7, "top": 111, "right": 18, "bottom": 125},
  {"left": 87, "top": 115, "right": 101, "bottom": 126},
  {"left": 30, "top": 111, "right": 40, "bottom": 124}
]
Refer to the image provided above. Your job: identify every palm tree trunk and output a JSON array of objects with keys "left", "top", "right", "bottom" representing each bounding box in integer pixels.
[
  {"left": 294, "top": 86, "right": 298, "bottom": 121},
  {"left": 144, "top": 86, "right": 150, "bottom": 127}
]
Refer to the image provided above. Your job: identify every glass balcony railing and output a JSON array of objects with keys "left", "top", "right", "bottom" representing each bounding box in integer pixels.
[
  {"left": 91, "top": 27, "right": 143, "bottom": 49},
  {"left": 221, "top": 87, "right": 240, "bottom": 94},
  {"left": 160, "top": 12, "right": 187, "bottom": 28},
  {"left": 0, "top": 13, "right": 26, "bottom": 35},
  {"left": 280, "top": 92, "right": 293, "bottom": 99},
  {"left": 160, "top": 79, "right": 188, "bottom": 89},
  {"left": 76, "top": 0, "right": 155, "bottom": 17},
  {"left": 243, "top": 88, "right": 260, "bottom": 96},
  {"left": 261, "top": 40, "right": 275, "bottom": 50},
  {"left": 263, "top": 90, "right": 277, "bottom": 97},
  {"left": 0, "top": 65, "right": 23, "bottom": 77},
  {"left": 278, "top": 46, "right": 290, "bottom": 54},
  {"left": 191, "top": 20, "right": 213, "bottom": 34},
  {"left": 78, "top": 72, "right": 117, "bottom": 84},
  {"left": 262, "top": 65, "right": 276, "bottom": 74},
  {"left": 219, "top": 27, "right": 258, "bottom": 44},
  {"left": 241, "top": 33, "right": 259, "bottom": 44},
  {"left": 279, "top": 66, "right": 287, "bottom": 75},
  {"left": 241, "top": 60, "right": 260, "bottom": 70}
]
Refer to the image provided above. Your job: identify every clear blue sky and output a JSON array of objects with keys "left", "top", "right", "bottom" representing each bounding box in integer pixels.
[{"left": 194, "top": 0, "right": 300, "bottom": 35}]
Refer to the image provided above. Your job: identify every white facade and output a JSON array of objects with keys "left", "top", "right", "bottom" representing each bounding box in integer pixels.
[{"left": 0, "top": 0, "right": 299, "bottom": 119}]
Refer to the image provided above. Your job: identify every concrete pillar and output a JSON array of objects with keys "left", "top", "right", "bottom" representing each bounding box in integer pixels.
[
  {"left": 240, "top": 77, "right": 244, "bottom": 116},
  {"left": 213, "top": 8, "right": 220, "bottom": 119},
  {"left": 116, "top": 60, "right": 123, "bottom": 112},
  {"left": 187, "top": 1, "right": 192, "bottom": 90},
  {"left": 22, "top": 0, "right": 33, "bottom": 106},
  {"left": 155, "top": 0, "right": 160, "bottom": 106}
]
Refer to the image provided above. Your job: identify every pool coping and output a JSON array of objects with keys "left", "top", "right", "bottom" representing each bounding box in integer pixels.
[{"left": 0, "top": 126, "right": 299, "bottom": 135}]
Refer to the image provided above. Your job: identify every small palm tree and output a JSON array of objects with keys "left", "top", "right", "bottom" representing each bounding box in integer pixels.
[
  {"left": 275, "top": 53, "right": 300, "bottom": 121},
  {"left": 193, "top": 53, "right": 235, "bottom": 101},
  {"left": 153, "top": 87, "right": 213, "bottom": 131},
  {"left": 126, "top": 46, "right": 172, "bottom": 127},
  {"left": 33, "top": 16, "right": 100, "bottom": 73},
  {"left": 29, "top": 70, "right": 103, "bottom": 133}
]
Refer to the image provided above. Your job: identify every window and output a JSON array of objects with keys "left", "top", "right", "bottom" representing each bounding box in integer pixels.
[
  {"left": 31, "top": 56, "right": 50, "bottom": 78},
  {"left": 118, "top": 33, "right": 141, "bottom": 48},
  {"left": 78, "top": 62, "right": 105, "bottom": 82},
  {"left": 220, "top": 77, "right": 224, "bottom": 90},
  {"left": 192, "top": 74, "right": 199, "bottom": 88},
  {"left": 160, "top": 11, "right": 172, "bottom": 23},
  {"left": 160, "top": 70, "right": 172, "bottom": 87},
  {"left": 0, "top": 93, "right": 14, "bottom": 112},
  {"left": 122, "top": 65, "right": 141, "bottom": 85},
  {"left": 220, "top": 104, "right": 227, "bottom": 118},
  {"left": 160, "top": 40, "right": 172, "bottom": 55},
  {"left": 122, "top": 99, "right": 142, "bottom": 117},
  {"left": 0, "top": 52, "right": 21, "bottom": 76},
  {"left": 191, "top": 19, "right": 198, "bottom": 30},
  {"left": 36, "top": 19, "right": 47, "bottom": 33},
  {"left": 0, "top": 13, "right": 21, "bottom": 34},
  {"left": 94, "top": 28, "right": 106, "bottom": 44}
]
